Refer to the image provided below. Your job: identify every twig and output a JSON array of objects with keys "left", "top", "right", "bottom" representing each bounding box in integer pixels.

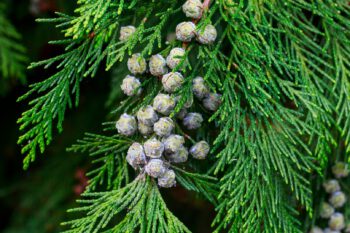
[{"left": 203, "top": 0, "right": 211, "bottom": 10}]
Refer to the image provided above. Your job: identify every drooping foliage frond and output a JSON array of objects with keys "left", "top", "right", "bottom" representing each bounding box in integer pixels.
[
  {"left": 17, "top": 1, "right": 179, "bottom": 169},
  {"left": 63, "top": 176, "right": 191, "bottom": 233}
]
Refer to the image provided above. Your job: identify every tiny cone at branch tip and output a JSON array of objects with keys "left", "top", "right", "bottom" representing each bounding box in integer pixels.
[
  {"left": 309, "top": 227, "right": 323, "bottom": 233},
  {"left": 190, "top": 140, "right": 210, "bottom": 160},
  {"left": 145, "top": 159, "right": 166, "bottom": 178},
  {"left": 192, "top": 76, "right": 210, "bottom": 100},
  {"left": 320, "top": 202, "right": 334, "bottom": 219},
  {"left": 158, "top": 169, "right": 176, "bottom": 188},
  {"left": 176, "top": 21, "right": 196, "bottom": 42},
  {"left": 138, "top": 122, "right": 153, "bottom": 136},
  {"left": 144, "top": 138, "right": 165, "bottom": 158},
  {"left": 127, "top": 53, "right": 147, "bottom": 74},
  {"left": 332, "top": 162, "right": 349, "bottom": 178},
  {"left": 166, "top": 146, "right": 188, "bottom": 163},
  {"left": 137, "top": 105, "right": 158, "bottom": 126},
  {"left": 116, "top": 113, "right": 137, "bottom": 136},
  {"left": 119, "top": 25, "right": 136, "bottom": 41},
  {"left": 154, "top": 117, "right": 174, "bottom": 137},
  {"left": 203, "top": 93, "right": 222, "bottom": 111},
  {"left": 166, "top": 47, "right": 185, "bottom": 69},
  {"left": 329, "top": 191, "right": 347, "bottom": 208},
  {"left": 163, "top": 134, "right": 185, "bottom": 154},
  {"left": 162, "top": 72, "right": 184, "bottom": 93},
  {"left": 323, "top": 179, "right": 340, "bottom": 193},
  {"left": 196, "top": 24, "right": 217, "bottom": 44},
  {"left": 183, "top": 112, "right": 203, "bottom": 130},
  {"left": 126, "top": 142, "right": 146, "bottom": 169},
  {"left": 182, "top": 0, "right": 203, "bottom": 19},
  {"left": 153, "top": 93, "right": 176, "bottom": 115},
  {"left": 328, "top": 213, "right": 345, "bottom": 231},
  {"left": 121, "top": 75, "right": 142, "bottom": 96},
  {"left": 149, "top": 54, "right": 168, "bottom": 76}
]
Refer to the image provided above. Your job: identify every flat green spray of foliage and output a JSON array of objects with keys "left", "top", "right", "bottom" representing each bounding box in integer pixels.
[
  {"left": 0, "top": 3, "right": 27, "bottom": 87},
  {"left": 18, "top": 0, "right": 350, "bottom": 232}
]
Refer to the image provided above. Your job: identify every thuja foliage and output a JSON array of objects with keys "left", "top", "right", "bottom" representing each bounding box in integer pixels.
[
  {"left": 0, "top": 3, "right": 26, "bottom": 84},
  {"left": 18, "top": 0, "right": 350, "bottom": 232}
]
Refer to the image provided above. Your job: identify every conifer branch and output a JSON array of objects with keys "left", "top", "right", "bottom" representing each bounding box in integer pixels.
[
  {"left": 172, "top": 165, "right": 218, "bottom": 204},
  {"left": 63, "top": 176, "right": 191, "bottom": 233},
  {"left": 67, "top": 133, "right": 133, "bottom": 190},
  {"left": 207, "top": 1, "right": 350, "bottom": 231},
  {"left": 17, "top": 1, "right": 180, "bottom": 169},
  {"left": 16, "top": 0, "right": 350, "bottom": 232}
]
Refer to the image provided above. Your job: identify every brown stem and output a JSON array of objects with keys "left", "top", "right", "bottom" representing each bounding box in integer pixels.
[{"left": 203, "top": 0, "right": 211, "bottom": 10}]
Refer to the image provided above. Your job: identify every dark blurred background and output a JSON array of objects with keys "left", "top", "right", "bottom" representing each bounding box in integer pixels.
[
  {"left": 0, "top": 1, "right": 215, "bottom": 232},
  {"left": 0, "top": 1, "right": 109, "bottom": 232}
]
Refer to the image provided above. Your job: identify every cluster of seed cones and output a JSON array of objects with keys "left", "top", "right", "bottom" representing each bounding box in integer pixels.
[
  {"left": 115, "top": 0, "right": 220, "bottom": 188},
  {"left": 310, "top": 162, "right": 349, "bottom": 233}
]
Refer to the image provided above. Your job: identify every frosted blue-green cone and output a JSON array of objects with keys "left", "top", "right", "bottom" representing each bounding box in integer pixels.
[
  {"left": 182, "top": 0, "right": 203, "bottom": 19},
  {"left": 190, "top": 140, "right": 210, "bottom": 160},
  {"left": 329, "top": 213, "right": 345, "bottom": 231},
  {"left": 119, "top": 25, "right": 136, "bottom": 41},
  {"left": 163, "top": 134, "right": 185, "bottom": 154},
  {"left": 153, "top": 93, "right": 176, "bottom": 115},
  {"left": 329, "top": 191, "right": 346, "bottom": 208},
  {"left": 149, "top": 54, "right": 168, "bottom": 76},
  {"left": 162, "top": 72, "right": 184, "bottom": 93},
  {"left": 320, "top": 202, "right": 334, "bottom": 219},
  {"left": 116, "top": 113, "right": 137, "bottom": 136},
  {"left": 196, "top": 24, "right": 217, "bottom": 44},
  {"left": 145, "top": 159, "right": 166, "bottom": 178},
  {"left": 127, "top": 53, "right": 147, "bottom": 75},
  {"left": 192, "top": 76, "right": 210, "bottom": 100},
  {"left": 144, "top": 138, "right": 164, "bottom": 159},
  {"left": 176, "top": 22, "right": 196, "bottom": 42},
  {"left": 137, "top": 105, "right": 158, "bottom": 126},
  {"left": 154, "top": 117, "right": 174, "bottom": 137},
  {"left": 183, "top": 112, "right": 203, "bottom": 130},
  {"left": 323, "top": 180, "right": 340, "bottom": 194},
  {"left": 121, "top": 75, "right": 142, "bottom": 96},
  {"left": 203, "top": 93, "right": 222, "bottom": 111},
  {"left": 126, "top": 142, "right": 146, "bottom": 169},
  {"left": 332, "top": 162, "right": 349, "bottom": 178},
  {"left": 158, "top": 169, "right": 176, "bottom": 188},
  {"left": 167, "top": 146, "right": 188, "bottom": 163},
  {"left": 166, "top": 47, "right": 185, "bottom": 69}
]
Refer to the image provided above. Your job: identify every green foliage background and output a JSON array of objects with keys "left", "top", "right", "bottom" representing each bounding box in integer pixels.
[{"left": 1, "top": 0, "right": 350, "bottom": 233}]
